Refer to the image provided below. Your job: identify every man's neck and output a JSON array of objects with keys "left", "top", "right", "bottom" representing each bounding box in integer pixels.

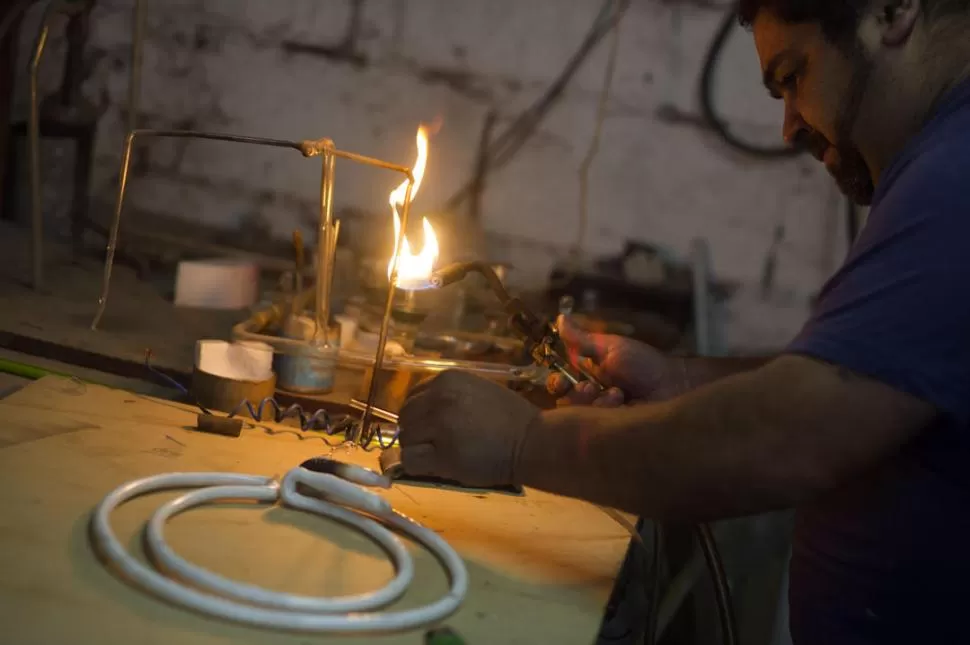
[
  {"left": 924, "top": 57, "right": 970, "bottom": 126},
  {"left": 866, "top": 60, "right": 970, "bottom": 186}
]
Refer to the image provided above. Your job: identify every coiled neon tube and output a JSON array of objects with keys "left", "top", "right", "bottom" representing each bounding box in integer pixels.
[{"left": 90, "top": 465, "right": 468, "bottom": 633}]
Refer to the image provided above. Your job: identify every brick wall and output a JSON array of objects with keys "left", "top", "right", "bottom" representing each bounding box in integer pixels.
[{"left": 12, "top": 0, "right": 853, "bottom": 352}]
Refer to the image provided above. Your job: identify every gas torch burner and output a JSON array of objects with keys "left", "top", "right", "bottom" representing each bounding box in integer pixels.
[{"left": 428, "top": 261, "right": 605, "bottom": 392}]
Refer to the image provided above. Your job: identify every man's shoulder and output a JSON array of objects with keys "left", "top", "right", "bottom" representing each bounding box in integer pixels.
[{"left": 878, "top": 108, "right": 970, "bottom": 213}]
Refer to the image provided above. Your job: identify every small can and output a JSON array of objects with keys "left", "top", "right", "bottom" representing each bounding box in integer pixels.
[{"left": 276, "top": 315, "right": 340, "bottom": 394}]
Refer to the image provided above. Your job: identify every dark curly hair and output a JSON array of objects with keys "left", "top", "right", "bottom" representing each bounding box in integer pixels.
[
  {"left": 737, "top": 1, "right": 868, "bottom": 41},
  {"left": 738, "top": 0, "right": 970, "bottom": 43}
]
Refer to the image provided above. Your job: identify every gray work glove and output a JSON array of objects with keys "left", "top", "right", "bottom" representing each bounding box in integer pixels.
[{"left": 398, "top": 370, "right": 541, "bottom": 488}]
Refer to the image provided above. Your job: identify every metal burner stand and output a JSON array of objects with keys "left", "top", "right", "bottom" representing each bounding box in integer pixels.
[{"left": 90, "top": 127, "right": 418, "bottom": 446}]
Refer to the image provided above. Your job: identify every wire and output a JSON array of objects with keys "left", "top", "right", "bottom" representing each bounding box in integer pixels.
[
  {"left": 89, "top": 464, "right": 468, "bottom": 633},
  {"left": 598, "top": 505, "right": 645, "bottom": 549},
  {"left": 144, "top": 350, "right": 190, "bottom": 396},
  {"left": 230, "top": 397, "right": 337, "bottom": 432},
  {"left": 228, "top": 397, "right": 395, "bottom": 446},
  {"left": 227, "top": 395, "right": 401, "bottom": 447},
  {"left": 576, "top": 0, "right": 626, "bottom": 254},
  {"left": 597, "top": 507, "right": 664, "bottom": 645},
  {"left": 695, "top": 523, "right": 739, "bottom": 645},
  {"left": 357, "top": 421, "right": 401, "bottom": 452},
  {"left": 699, "top": 6, "right": 802, "bottom": 159},
  {"left": 441, "top": 0, "right": 631, "bottom": 212},
  {"left": 143, "top": 350, "right": 218, "bottom": 416},
  {"left": 601, "top": 509, "right": 737, "bottom": 645},
  {"left": 372, "top": 425, "right": 401, "bottom": 449},
  {"left": 486, "top": 0, "right": 628, "bottom": 172}
]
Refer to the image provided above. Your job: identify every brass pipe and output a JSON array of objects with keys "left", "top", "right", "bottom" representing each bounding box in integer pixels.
[
  {"left": 299, "top": 138, "right": 412, "bottom": 175},
  {"left": 360, "top": 179, "right": 415, "bottom": 439},
  {"left": 325, "top": 219, "right": 341, "bottom": 325},
  {"left": 315, "top": 144, "right": 336, "bottom": 344},
  {"left": 348, "top": 398, "right": 398, "bottom": 423},
  {"left": 28, "top": 15, "right": 52, "bottom": 290},
  {"left": 91, "top": 130, "right": 135, "bottom": 330},
  {"left": 91, "top": 128, "right": 411, "bottom": 331},
  {"left": 332, "top": 148, "right": 412, "bottom": 174},
  {"left": 92, "top": 130, "right": 308, "bottom": 330}
]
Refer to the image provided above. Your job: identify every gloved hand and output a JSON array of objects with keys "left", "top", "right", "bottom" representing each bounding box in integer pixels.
[
  {"left": 549, "top": 315, "right": 680, "bottom": 406},
  {"left": 398, "top": 370, "right": 541, "bottom": 487}
]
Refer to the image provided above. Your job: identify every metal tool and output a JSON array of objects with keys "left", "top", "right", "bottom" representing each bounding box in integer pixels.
[
  {"left": 430, "top": 261, "right": 605, "bottom": 392},
  {"left": 348, "top": 398, "right": 399, "bottom": 424}
]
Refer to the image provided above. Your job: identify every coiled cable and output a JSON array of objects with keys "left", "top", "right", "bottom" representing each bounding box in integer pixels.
[
  {"left": 228, "top": 397, "right": 346, "bottom": 435},
  {"left": 699, "top": 6, "right": 802, "bottom": 159},
  {"left": 89, "top": 463, "right": 468, "bottom": 633}
]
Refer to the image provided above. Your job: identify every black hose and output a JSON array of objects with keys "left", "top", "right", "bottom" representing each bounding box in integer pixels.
[
  {"left": 442, "top": 0, "right": 629, "bottom": 212},
  {"left": 695, "top": 523, "right": 739, "bottom": 645},
  {"left": 596, "top": 512, "right": 664, "bottom": 645},
  {"left": 699, "top": 6, "right": 802, "bottom": 159},
  {"left": 432, "top": 261, "right": 513, "bottom": 306}
]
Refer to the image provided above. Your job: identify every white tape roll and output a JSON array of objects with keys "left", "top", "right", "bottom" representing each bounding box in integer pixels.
[{"left": 195, "top": 339, "right": 273, "bottom": 382}]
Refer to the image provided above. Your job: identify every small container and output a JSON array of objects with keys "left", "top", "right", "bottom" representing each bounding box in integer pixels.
[
  {"left": 276, "top": 315, "right": 340, "bottom": 394},
  {"left": 191, "top": 367, "right": 277, "bottom": 415},
  {"left": 334, "top": 314, "right": 358, "bottom": 349}
]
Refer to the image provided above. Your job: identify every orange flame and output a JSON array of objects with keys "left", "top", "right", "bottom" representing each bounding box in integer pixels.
[{"left": 388, "top": 125, "right": 438, "bottom": 287}]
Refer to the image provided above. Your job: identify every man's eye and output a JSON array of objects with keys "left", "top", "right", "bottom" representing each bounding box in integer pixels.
[{"left": 780, "top": 72, "right": 798, "bottom": 89}]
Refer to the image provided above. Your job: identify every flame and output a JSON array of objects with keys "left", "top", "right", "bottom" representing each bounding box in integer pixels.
[
  {"left": 388, "top": 125, "right": 438, "bottom": 287},
  {"left": 390, "top": 125, "right": 429, "bottom": 208},
  {"left": 390, "top": 213, "right": 438, "bottom": 287}
]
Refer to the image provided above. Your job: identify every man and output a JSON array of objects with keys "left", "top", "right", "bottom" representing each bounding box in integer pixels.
[{"left": 398, "top": 1, "right": 970, "bottom": 642}]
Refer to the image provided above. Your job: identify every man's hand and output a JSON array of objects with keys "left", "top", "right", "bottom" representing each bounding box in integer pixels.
[
  {"left": 397, "top": 370, "right": 541, "bottom": 487},
  {"left": 549, "top": 316, "right": 679, "bottom": 406}
]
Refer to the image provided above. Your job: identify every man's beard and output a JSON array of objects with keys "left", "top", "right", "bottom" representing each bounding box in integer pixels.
[{"left": 804, "top": 42, "right": 876, "bottom": 205}]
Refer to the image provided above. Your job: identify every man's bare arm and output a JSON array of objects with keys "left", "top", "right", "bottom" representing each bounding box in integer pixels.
[
  {"left": 514, "top": 354, "right": 936, "bottom": 522},
  {"left": 657, "top": 356, "right": 772, "bottom": 398}
]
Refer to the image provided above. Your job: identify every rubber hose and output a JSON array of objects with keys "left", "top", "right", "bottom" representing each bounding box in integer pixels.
[{"left": 699, "top": 7, "right": 802, "bottom": 160}]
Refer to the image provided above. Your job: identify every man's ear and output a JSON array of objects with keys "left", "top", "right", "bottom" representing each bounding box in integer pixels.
[{"left": 873, "top": 0, "right": 921, "bottom": 46}]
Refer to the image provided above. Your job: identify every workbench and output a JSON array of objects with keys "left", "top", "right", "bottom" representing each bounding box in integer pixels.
[{"left": 0, "top": 376, "right": 631, "bottom": 644}]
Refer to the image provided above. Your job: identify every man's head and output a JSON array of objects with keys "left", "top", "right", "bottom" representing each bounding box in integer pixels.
[{"left": 740, "top": 0, "right": 970, "bottom": 205}]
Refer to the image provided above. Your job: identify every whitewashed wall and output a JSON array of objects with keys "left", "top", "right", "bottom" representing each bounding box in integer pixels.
[{"left": 14, "top": 0, "right": 852, "bottom": 352}]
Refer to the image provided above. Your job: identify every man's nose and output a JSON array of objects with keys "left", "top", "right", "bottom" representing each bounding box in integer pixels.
[{"left": 782, "top": 103, "right": 808, "bottom": 148}]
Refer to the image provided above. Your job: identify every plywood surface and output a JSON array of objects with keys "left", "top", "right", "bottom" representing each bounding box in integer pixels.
[{"left": 0, "top": 376, "right": 630, "bottom": 644}]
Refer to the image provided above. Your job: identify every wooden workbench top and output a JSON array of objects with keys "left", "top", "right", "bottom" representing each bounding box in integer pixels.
[{"left": 0, "top": 376, "right": 630, "bottom": 644}]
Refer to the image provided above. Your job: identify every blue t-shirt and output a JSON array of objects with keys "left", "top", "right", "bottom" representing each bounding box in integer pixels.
[{"left": 786, "top": 79, "right": 970, "bottom": 645}]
